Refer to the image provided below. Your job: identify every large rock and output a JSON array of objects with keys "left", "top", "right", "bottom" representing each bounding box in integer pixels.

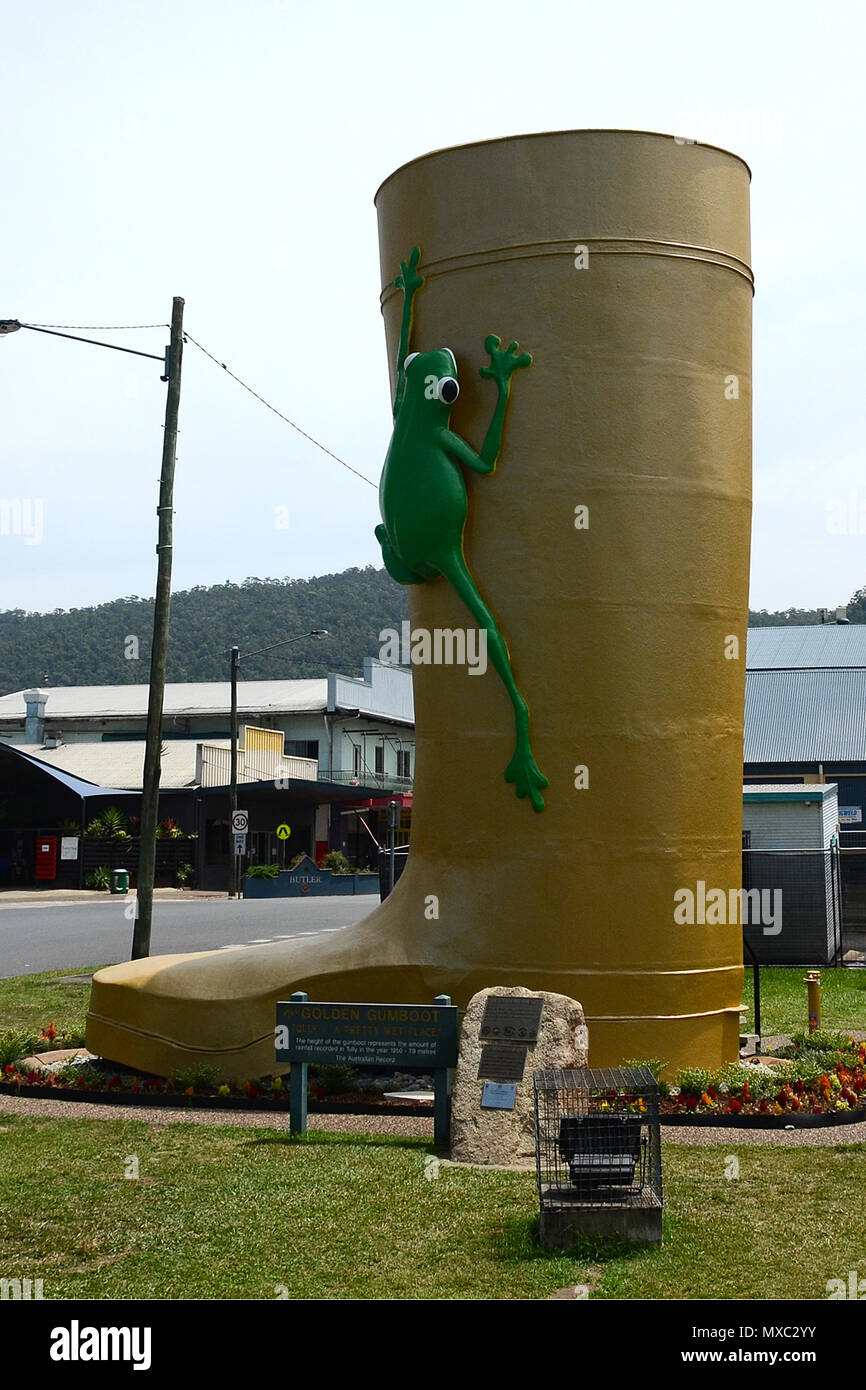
[{"left": 449, "top": 986, "right": 588, "bottom": 1165}]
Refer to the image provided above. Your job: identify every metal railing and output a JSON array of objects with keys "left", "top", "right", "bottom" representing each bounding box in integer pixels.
[
  {"left": 742, "top": 847, "right": 844, "bottom": 966},
  {"left": 319, "top": 769, "right": 413, "bottom": 793}
]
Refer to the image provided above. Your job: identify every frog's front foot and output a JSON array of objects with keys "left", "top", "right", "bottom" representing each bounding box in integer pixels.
[
  {"left": 480, "top": 334, "right": 532, "bottom": 389},
  {"left": 504, "top": 745, "right": 548, "bottom": 812},
  {"left": 394, "top": 245, "right": 424, "bottom": 298}
]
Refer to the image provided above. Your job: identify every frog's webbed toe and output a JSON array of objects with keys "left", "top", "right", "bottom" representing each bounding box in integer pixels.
[{"left": 505, "top": 747, "right": 549, "bottom": 812}]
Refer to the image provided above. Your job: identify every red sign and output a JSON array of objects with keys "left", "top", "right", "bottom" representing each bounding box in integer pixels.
[{"left": 35, "top": 836, "right": 58, "bottom": 880}]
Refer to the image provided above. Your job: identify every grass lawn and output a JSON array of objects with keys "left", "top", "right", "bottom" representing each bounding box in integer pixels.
[
  {"left": 0, "top": 967, "right": 105, "bottom": 1043},
  {"left": 743, "top": 965, "right": 866, "bottom": 1036},
  {"left": 0, "top": 1114, "right": 862, "bottom": 1300}
]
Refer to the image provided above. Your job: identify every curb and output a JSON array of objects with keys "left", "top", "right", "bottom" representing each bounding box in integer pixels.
[
  {"left": 0, "top": 1082, "right": 432, "bottom": 1119},
  {"left": 659, "top": 1108, "right": 865, "bottom": 1130}
]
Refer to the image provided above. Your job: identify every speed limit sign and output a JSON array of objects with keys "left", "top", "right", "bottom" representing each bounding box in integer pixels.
[{"left": 231, "top": 810, "right": 249, "bottom": 834}]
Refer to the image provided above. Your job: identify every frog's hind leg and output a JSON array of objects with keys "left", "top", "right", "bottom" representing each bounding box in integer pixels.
[
  {"left": 434, "top": 546, "right": 548, "bottom": 811},
  {"left": 375, "top": 524, "right": 426, "bottom": 585}
]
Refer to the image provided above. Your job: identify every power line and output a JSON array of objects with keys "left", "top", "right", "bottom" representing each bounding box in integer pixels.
[
  {"left": 13, "top": 316, "right": 380, "bottom": 490},
  {"left": 23, "top": 322, "right": 169, "bottom": 330},
  {"left": 182, "top": 329, "right": 378, "bottom": 490}
]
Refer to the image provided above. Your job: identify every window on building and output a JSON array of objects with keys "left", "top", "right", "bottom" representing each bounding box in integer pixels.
[
  {"left": 285, "top": 740, "right": 319, "bottom": 761},
  {"left": 374, "top": 744, "right": 384, "bottom": 776},
  {"left": 353, "top": 745, "right": 362, "bottom": 778},
  {"left": 396, "top": 749, "right": 411, "bottom": 779}
]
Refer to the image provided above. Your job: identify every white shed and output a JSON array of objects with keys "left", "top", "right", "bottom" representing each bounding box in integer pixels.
[{"left": 742, "top": 783, "right": 839, "bottom": 849}]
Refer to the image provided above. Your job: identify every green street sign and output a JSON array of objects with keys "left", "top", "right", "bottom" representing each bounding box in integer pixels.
[{"left": 276, "top": 824, "right": 292, "bottom": 840}]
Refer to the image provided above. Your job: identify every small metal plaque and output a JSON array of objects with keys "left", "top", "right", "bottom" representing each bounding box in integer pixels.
[
  {"left": 481, "top": 1083, "right": 517, "bottom": 1110},
  {"left": 479, "top": 995, "right": 544, "bottom": 1043},
  {"left": 478, "top": 1042, "right": 527, "bottom": 1084}
]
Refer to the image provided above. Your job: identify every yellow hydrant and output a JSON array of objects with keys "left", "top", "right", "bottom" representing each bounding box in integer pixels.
[{"left": 804, "top": 971, "right": 822, "bottom": 1034}]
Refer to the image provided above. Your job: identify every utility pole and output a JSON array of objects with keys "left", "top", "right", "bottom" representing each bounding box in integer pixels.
[
  {"left": 388, "top": 798, "right": 398, "bottom": 898},
  {"left": 229, "top": 645, "right": 239, "bottom": 898},
  {"left": 133, "top": 297, "right": 185, "bottom": 959},
  {"left": 224, "top": 630, "right": 329, "bottom": 897}
]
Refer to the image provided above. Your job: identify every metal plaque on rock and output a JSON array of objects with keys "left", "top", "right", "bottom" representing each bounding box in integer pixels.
[
  {"left": 477, "top": 1042, "right": 527, "bottom": 1084},
  {"left": 479, "top": 995, "right": 544, "bottom": 1043}
]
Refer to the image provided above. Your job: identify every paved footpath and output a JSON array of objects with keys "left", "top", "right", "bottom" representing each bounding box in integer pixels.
[{"left": 1, "top": 1092, "right": 863, "bottom": 1146}]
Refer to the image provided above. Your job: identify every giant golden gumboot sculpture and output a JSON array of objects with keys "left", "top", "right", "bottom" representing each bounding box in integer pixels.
[{"left": 86, "top": 131, "right": 752, "bottom": 1079}]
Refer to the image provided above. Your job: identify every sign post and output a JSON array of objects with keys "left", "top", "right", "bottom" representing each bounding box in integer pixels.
[
  {"left": 288, "top": 990, "right": 309, "bottom": 1135},
  {"left": 432, "top": 994, "right": 452, "bottom": 1149}
]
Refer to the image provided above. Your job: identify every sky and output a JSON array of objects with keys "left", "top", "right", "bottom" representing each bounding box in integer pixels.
[{"left": 1, "top": 0, "right": 864, "bottom": 616}]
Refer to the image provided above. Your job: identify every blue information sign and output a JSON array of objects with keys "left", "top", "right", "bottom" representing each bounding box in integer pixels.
[{"left": 481, "top": 1082, "right": 518, "bottom": 1110}]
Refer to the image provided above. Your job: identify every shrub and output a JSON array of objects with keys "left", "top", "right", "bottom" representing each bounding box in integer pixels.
[
  {"left": 52, "top": 1061, "right": 103, "bottom": 1088},
  {"left": 309, "top": 1064, "right": 357, "bottom": 1096},
  {"left": 790, "top": 1030, "right": 858, "bottom": 1056},
  {"left": 245, "top": 864, "right": 280, "bottom": 880},
  {"left": 319, "top": 850, "right": 351, "bottom": 875},
  {"left": 155, "top": 818, "right": 183, "bottom": 839},
  {"left": 176, "top": 863, "right": 194, "bottom": 886},
  {"left": 84, "top": 806, "right": 130, "bottom": 840},
  {"left": 717, "top": 1063, "right": 780, "bottom": 1101},
  {"left": 84, "top": 866, "right": 111, "bottom": 891},
  {"left": 0, "top": 1030, "right": 37, "bottom": 1069},
  {"left": 676, "top": 1067, "right": 717, "bottom": 1098},
  {"left": 622, "top": 1057, "right": 670, "bottom": 1097},
  {"left": 172, "top": 1065, "right": 219, "bottom": 1094}
]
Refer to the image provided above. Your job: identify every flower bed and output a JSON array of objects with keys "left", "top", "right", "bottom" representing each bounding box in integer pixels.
[
  {"left": 649, "top": 1033, "right": 866, "bottom": 1124},
  {"left": 2, "top": 1029, "right": 864, "bottom": 1127},
  {"left": 0, "top": 1042, "right": 433, "bottom": 1116}
]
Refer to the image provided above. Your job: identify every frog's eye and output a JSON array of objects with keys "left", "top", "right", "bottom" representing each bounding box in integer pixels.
[
  {"left": 404, "top": 352, "right": 420, "bottom": 369},
  {"left": 437, "top": 377, "right": 459, "bottom": 404}
]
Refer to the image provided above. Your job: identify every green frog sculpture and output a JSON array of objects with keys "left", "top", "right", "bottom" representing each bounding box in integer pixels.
[{"left": 375, "top": 246, "right": 548, "bottom": 811}]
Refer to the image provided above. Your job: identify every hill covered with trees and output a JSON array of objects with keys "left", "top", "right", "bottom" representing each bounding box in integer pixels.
[
  {"left": 4, "top": 567, "right": 865, "bottom": 693},
  {"left": 749, "top": 586, "right": 866, "bottom": 627},
  {"left": 0, "top": 567, "right": 409, "bottom": 692}
]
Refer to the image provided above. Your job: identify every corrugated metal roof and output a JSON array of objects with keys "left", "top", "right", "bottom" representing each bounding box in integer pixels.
[
  {"left": 745, "top": 669, "right": 866, "bottom": 763},
  {"left": 9, "top": 741, "right": 202, "bottom": 789},
  {"left": 747, "top": 625, "right": 866, "bottom": 669},
  {"left": 2, "top": 746, "right": 140, "bottom": 798},
  {"left": 742, "top": 782, "right": 835, "bottom": 800},
  {"left": 0, "top": 679, "right": 329, "bottom": 721}
]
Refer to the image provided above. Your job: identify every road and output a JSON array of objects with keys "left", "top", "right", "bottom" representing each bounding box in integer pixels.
[{"left": 0, "top": 896, "right": 375, "bottom": 977}]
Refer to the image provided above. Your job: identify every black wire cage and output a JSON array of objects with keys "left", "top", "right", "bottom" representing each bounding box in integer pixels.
[{"left": 534, "top": 1067, "right": 663, "bottom": 1246}]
